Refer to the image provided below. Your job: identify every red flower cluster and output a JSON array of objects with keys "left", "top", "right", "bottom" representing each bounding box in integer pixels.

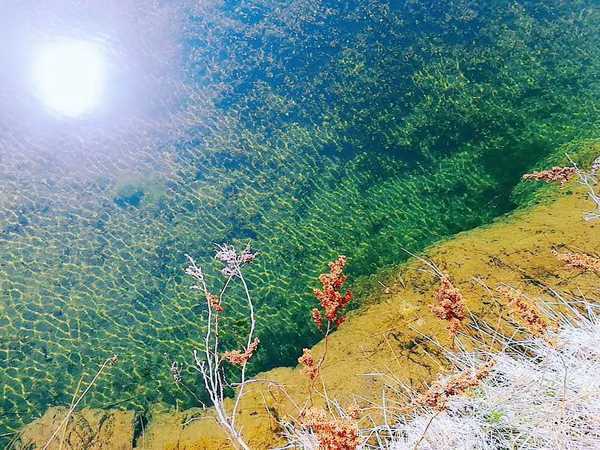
[
  {"left": 312, "top": 256, "right": 353, "bottom": 329},
  {"left": 298, "top": 348, "right": 319, "bottom": 381},
  {"left": 299, "top": 407, "right": 360, "bottom": 450},
  {"left": 497, "top": 286, "right": 549, "bottom": 336},
  {"left": 522, "top": 166, "right": 576, "bottom": 186},
  {"left": 223, "top": 337, "right": 260, "bottom": 366},
  {"left": 553, "top": 249, "right": 600, "bottom": 273},
  {"left": 431, "top": 276, "right": 466, "bottom": 338},
  {"left": 311, "top": 308, "right": 323, "bottom": 329}
]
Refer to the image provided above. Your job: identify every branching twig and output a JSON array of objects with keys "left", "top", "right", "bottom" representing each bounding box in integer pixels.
[{"left": 185, "top": 245, "right": 258, "bottom": 450}]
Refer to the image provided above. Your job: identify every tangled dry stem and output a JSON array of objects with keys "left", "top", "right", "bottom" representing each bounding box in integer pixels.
[
  {"left": 371, "top": 301, "right": 600, "bottom": 450},
  {"left": 522, "top": 156, "right": 600, "bottom": 221},
  {"left": 185, "top": 244, "right": 258, "bottom": 450},
  {"left": 42, "top": 355, "right": 118, "bottom": 450},
  {"left": 568, "top": 155, "right": 600, "bottom": 221}
]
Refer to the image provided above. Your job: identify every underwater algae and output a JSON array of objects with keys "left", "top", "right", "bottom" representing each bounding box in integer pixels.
[
  {"left": 15, "top": 156, "right": 600, "bottom": 449},
  {"left": 2, "top": 0, "right": 600, "bottom": 440}
]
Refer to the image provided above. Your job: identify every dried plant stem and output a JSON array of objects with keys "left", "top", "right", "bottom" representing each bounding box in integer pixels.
[
  {"left": 231, "top": 269, "right": 256, "bottom": 429},
  {"left": 42, "top": 356, "right": 117, "bottom": 450},
  {"left": 187, "top": 248, "right": 257, "bottom": 450},
  {"left": 567, "top": 154, "right": 600, "bottom": 220},
  {"left": 315, "top": 323, "right": 333, "bottom": 412},
  {"left": 4, "top": 431, "right": 22, "bottom": 450},
  {"left": 58, "top": 374, "right": 84, "bottom": 450},
  {"left": 316, "top": 322, "right": 332, "bottom": 375},
  {"left": 413, "top": 410, "right": 441, "bottom": 450}
]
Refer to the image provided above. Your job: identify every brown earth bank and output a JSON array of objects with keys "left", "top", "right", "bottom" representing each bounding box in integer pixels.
[{"left": 15, "top": 182, "right": 600, "bottom": 449}]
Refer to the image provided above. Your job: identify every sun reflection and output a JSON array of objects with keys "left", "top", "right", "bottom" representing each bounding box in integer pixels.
[{"left": 32, "top": 40, "right": 106, "bottom": 117}]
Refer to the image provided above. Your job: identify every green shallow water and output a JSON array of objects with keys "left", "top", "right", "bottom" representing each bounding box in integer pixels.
[{"left": 1, "top": 0, "right": 600, "bottom": 438}]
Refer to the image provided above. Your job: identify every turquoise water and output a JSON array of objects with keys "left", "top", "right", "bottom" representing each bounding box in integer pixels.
[{"left": 1, "top": 0, "right": 599, "bottom": 439}]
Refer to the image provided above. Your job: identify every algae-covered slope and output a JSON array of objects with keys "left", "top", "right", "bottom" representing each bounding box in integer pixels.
[{"left": 16, "top": 175, "right": 600, "bottom": 449}]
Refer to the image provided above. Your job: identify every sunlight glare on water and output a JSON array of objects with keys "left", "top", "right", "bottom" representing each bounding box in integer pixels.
[{"left": 32, "top": 39, "right": 106, "bottom": 117}]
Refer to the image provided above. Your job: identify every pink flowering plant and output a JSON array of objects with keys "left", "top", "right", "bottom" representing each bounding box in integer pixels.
[{"left": 183, "top": 243, "right": 258, "bottom": 450}]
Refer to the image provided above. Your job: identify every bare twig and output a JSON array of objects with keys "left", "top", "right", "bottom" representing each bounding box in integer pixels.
[
  {"left": 42, "top": 355, "right": 118, "bottom": 450},
  {"left": 58, "top": 374, "right": 84, "bottom": 450},
  {"left": 413, "top": 410, "right": 441, "bottom": 450}
]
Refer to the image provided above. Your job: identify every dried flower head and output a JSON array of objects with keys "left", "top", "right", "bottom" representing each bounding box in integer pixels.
[
  {"left": 215, "top": 245, "right": 237, "bottom": 265},
  {"left": 223, "top": 338, "right": 260, "bottom": 367},
  {"left": 497, "top": 286, "right": 549, "bottom": 336},
  {"left": 299, "top": 407, "right": 360, "bottom": 450},
  {"left": 298, "top": 348, "right": 319, "bottom": 381},
  {"left": 185, "top": 257, "right": 226, "bottom": 312},
  {"left": 215, "top": 244, "right": 257, "bottom": 277},
  {"left": 346, "top": 404, "right": 361, "bottom": 420},
  {"left": 311, "top": 308, "right": 323, "bottom": 329},
  {"left": 185, "top": 256, "right": 205, "bottom": 288},
  {"left": 239, "top": 248, "right": 257, "bottom": 264},
  {"left": 522, "top": 166, "right": 577, "bottom": 186},
  {"left": 223, "top": 337, "right": 260, "bottom": 366},
  {"left": 206, "top": 292, "right": 224, "bottom": 312},
  {"left": 418, "top": 361, "right": 494, "bottom": 411},
  {"left": 431, "top": 276, "right": 466, "bottom": 338},
  {"left": 313, "top": 256, "right": 353, "bottom": 329},
  {"left": 553, "top": 249, "right": 600, "bottom": 274}
]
